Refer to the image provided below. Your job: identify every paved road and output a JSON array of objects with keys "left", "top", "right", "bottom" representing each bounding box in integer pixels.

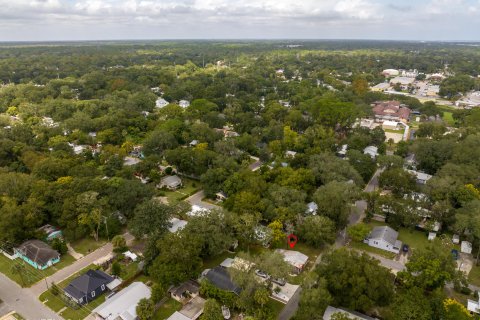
[
  {"left": 364, "top": 168, "right": 383, "bottom": 193},
  {"left": 0, "top": 273, "right": 62, "bottom": 320},
  {"left": 278, "top": 287, "right": 302, "bottom": 320},
  {"left": 185, "top": 190, "right": 221, "bottom": 210},
  {"left": 30, "top": 233, "right": 134, "bottom": 296}
]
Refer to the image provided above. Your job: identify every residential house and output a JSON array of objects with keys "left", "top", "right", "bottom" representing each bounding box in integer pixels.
[
  {"left": 123, "top": 251, "right": 138, "bottom": 262},
  {"left": 468, "top": 294, "right": 480, "bottom": 315},
  {"left": 168, "top": 217, "right": 188, "bottom": 233},
  {"left": 372, "top": 101, "right": 411, "bottom": 123},
  {"left": 64, "top": 269, "right": 114, "bottom": 305},
  {"left": 462, "top": 241, "right": 473, "bottom": 254},
  {"left": 363, "top": 146, "right": 379, "bottom": 159},
  {"left": 407, "top": 170, "right": 432, "bottom": 185},
  {"left": 158, "top": 175, "right": 183, "bottom": 190},
  {"left": 285, "top": 150, "right": 297, "bottom": 158},
  {"left": 202, "top": 266, "right": 241, "bottom": 295},
  {"left": 123, "top": 156, "right": 142, "bottom": 166},
  {"left": 14, "top": 240, "right": 60, "bottom": 270},
  {"left": 92, "top": 282, "right": 151, "bottom": 320},
  {"left": 275, "top": 249, "right": 309, "bottom": 274},
  {"left": 169, "top": 280, "right": 200, "bottom": 302},
  {"left": 172, "top": 296, "right": 205, "bottom": 320},
  {"left": 155, "top": 98, "right": 169, "bottom": 108},
  {"left": 323, "top": 306, "right": 376, "bottom": 320},
  {"left": 337, "top": 144, "right": 348, "bottom": 158},
  {"left": 179, "top": 100, "right": 190, "bottom": 108},
  {"left": 215, "top": 191, "right": 228, "bottom": 202},
  {"left": 364, "top": 226, "right": 402, "bottom": 254},
  {"left": 37, "top": 224, "right": 62, "bottom": 241},
  {"left": 305, "top": 202, "right": 318, "bottom": 215},
  {"left": 167, "top": 313, "right": 191, "bottom": 320}
]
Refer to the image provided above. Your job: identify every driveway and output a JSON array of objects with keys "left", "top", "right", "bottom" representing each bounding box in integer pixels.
[
  {"left": 364, "top": 168, "right": 383, "bottom": 193},
  {"left": 29, "top": 232, "right": 134, "bottom": 296},
  {"left": 363, "top": 252, "right": 406, "bottom": 273},
  {"left": 185, "top": 190, "right": 220, "bottom": 210},
  {"left": 0, "top": 273, "right": 62, "bottom": 320}
]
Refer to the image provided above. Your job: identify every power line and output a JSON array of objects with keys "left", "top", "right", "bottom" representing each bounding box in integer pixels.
[{"left": 0, "top": 240, "right": 98, "bottom": 315}]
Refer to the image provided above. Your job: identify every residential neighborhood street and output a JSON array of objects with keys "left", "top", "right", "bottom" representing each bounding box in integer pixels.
[
  {"left": 29, "top": 232, "right": 134, "bottom": 296},
  {"left": 0, "top": 273, "right": 62, "bottom": 320},
  {"left": 185, "top": 190, "right": 221, "bottom": 210}
]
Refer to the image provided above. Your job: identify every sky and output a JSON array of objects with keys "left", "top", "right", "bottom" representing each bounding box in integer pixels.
[{"left": 0, "top": 0, "right": 479, "bottom": 41}]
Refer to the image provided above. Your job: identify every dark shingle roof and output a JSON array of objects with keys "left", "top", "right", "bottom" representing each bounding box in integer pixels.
[
  {"left": 204, "top": 266, "right": 241, "bottom": 295},
  {"left": 64, "top": 269, "right": 114, "bottom": 300},
  {"left": 16, "top": 240, "right": 59, "bottom": 266}
]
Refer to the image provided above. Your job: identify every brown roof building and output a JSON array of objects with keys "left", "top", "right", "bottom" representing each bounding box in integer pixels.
[{"left": 372, "top": 101, "right": 411, "bottom": 123}]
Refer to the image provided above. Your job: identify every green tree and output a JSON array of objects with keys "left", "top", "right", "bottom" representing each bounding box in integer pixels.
[
  {"left": 347, "top": 223, "right": 371, "bottom": 242},
  {"left": 297, "top": 216, "right": 336, "bottom": 247},
  {"left": 317, "top": 248, "right": 394, "bottom": 312},
  {"left": 398, "top": 240, "right": 459, "bottom": 291},
  {"left": 129, "top": 199, "right": 172, "bottom": 239},
  {"left": 112, "top": 234, "right": 127, "bottom": 253},
  {"left": 136, "top": 298, "right": 154, "bottom": 320},
  {"left": 201, "top": 299, "right": 223, "bottom": 320},
  {"left": 313, "top": 181, "right": 359, "bottom": 229},
  {"left": 379, "top": 168, "right": 417, "bottom": 196},
  {"left": 389, "top": 288, "right": 433, "bottom": 320}
]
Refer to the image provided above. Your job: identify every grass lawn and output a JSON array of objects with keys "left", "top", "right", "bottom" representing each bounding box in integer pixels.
[
  {"left": 152, "top": 298, "right": 182, "bottom": 320},
  {"left": 397, "top": 228, "right": 429, "bottom": 252},
  {"left": 70, "top": 238, "right": 106, "bottom": 255},
  {"left": 442, "top": 112, "right": 455, "bottom": 126},
  {"left": 203, "top": 252, "right": 235, "bottom": 270},
  {"left": 349, "top": 241, "right": 396, "bottom": 259},
  {"left": 468, "top": 265, "right": 480, "bottom": 287},
  {"left": 0, "top": 253, "right": 76, "bottom": 287},
  {"left": 40, "top": 263, "right": 105, "bottom": 320},
  {"left": 161, "top": 178, "right": 201, "bottom": 204},
  {"left": 60, "top": 295, "right": 106, "bottom": 320},
  {"left": 119, "top": 261, "right": 140, "bottom": 280}
]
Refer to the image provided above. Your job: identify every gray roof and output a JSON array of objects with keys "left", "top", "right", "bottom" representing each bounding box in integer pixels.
[
  {"left": 368, "top": 226, "right": 399, "bottom": 246},
  {"left": 64, "top": 269, "right": 114, "bottom": 300},
  {"left": 16, "top": 240, "right": 59, "bottom": 267},
  {"left": 169, "top": 280, "right": 200, "bottom": 297},
  {"left": 204, "top": 266, "right": 241, "bottom": 295},
  {"left": 93, "top": 282, "right": 151, "bottom": 320},
  {"left": 323, "top": 306, "right": 376, "bottom": 320},
  {"left": 161, "top": 175, "right": 182, "bottom": 187}
]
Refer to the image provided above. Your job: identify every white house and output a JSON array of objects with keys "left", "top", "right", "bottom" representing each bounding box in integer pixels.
[
  {"left": 155, "top": 98, "right": 169, "bottom": 108},
  {"left": 305, "top": 202, "right": 318, "bottom": 215},
  {"left": 468, "top": 294, "right": 480, "bottom": 315},
  {"left": 179, "top": 100, "right": 190, "bottom": 108},
  {"left": 382, "top": 121, "right": 399, "bottom": 130},
  {"left": 363, "top": 146, "right": 379, "bottom": 159},
  {"left": 323, "top": 306, "right": 376, "bottom": 320},
  {"left": 168, "top": 218, "right": 188, "bottom": 233},
  {"left": 461, "top": 241, "right": 473, "bottom": 254},
  {"left": 285, "top": 150, "right": 297, "bottom": 158},
  {"left": 92, "top": 282, "right": 151, "bottom": 320},
  {"left": 364, "top": 226, "right": 402, "bottom": 254},
  {"left": 407, "top": 170, "right": 432, "bottom": 185},
  {"left": 275, "top": 249, "right": 309, "bottom": 273}
]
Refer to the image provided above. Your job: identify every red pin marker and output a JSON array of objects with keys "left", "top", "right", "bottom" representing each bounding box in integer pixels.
[{"left": 287, "top": 234, "right": 298, "bottom": 249}]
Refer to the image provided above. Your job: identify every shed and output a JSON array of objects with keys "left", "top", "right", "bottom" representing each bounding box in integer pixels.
[
  {"left": 452, "top": 234, "right": 460, "bottom": 244},
  {"left": 461, "top": 241, "right": 473, "bottom": 254}
]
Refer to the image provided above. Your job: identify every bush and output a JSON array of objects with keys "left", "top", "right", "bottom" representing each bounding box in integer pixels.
[
  {"left": 51, "top": 238, "right": 68, "bottom": 255},
  {"left": 50, "top": 283, "right": 60, "bottom": 296},
  {"left": 111, "top": 262, "right": 122, "bottom": 276}
]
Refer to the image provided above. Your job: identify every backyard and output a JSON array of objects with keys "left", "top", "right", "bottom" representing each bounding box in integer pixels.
[
  {"left": 152, "top": 298, "right": 182, "bottom": 320},
  {"left": 70, "top": 237, "right": 106, "bottom": 255},
  {"left": 159, "top": 178, "right": 201, "bottom": 204},
  {"left": 0, "top": 253, "right": 76, "bottom": 287}
]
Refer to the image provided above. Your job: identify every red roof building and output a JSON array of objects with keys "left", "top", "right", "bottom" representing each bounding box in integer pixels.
[{"left": 372, "top": 101, "right": 411, "bottom": 123}]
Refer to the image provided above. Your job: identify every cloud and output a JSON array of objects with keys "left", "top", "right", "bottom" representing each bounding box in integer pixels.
[{"left": 0, "top": 0, "right": 478, "bottom": 40}]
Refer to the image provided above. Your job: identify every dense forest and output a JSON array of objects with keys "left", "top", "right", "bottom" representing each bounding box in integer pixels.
[{"left": 1, "top": 40, "right": 480, "bottom": 320}]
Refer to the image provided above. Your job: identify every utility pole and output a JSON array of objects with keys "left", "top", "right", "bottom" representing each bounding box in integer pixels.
[{"left": 104, "top": 216, "right": 109, "bottom": 241}]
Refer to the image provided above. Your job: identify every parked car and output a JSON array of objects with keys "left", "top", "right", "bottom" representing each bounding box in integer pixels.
[
  {"left": 255, "top": 269, "right": 270, "bottom": 279},
  {"left": 451, "top": 249, "right": 459, "bottom": 260},
  {"left": 272, "top": 277, "right": 286, "bottom": 286},
  {"left": 402, "top": 244, "right": 409, "bottom": 253}
]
